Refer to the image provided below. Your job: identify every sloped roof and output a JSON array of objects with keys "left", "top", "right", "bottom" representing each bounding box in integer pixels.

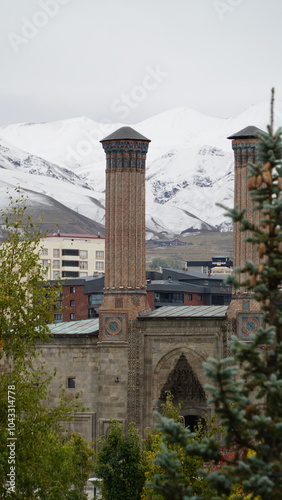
[
  {"left": 100, "top": 126, "right": 150, "bottom": 143},
  {"left": 227, "top": 125, "right": 265, "bottom": 140},
  {"left": 139, "top": 305, "right": 228, "bottom": 319},
  {"left": 162, "top": 268, "right": 226, "bottom": 283},
  {"left": 49, "top": 318, "right": 99, "bottom": 336}
]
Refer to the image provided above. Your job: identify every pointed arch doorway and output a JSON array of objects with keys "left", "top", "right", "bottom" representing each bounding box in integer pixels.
[{"left": 159, "top": 353, "right": 207, "bottom": 431}]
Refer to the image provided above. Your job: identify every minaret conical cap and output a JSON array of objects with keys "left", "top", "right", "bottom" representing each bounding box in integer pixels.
[
  {"left": 227, "top": 125, "right": 265, "bottom": 140},
  {"left": 100, "top": 126, "right": 150, "bottom": 143}
]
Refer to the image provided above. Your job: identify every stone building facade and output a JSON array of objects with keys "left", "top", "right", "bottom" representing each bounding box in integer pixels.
[
  {"left": 38, "top": 305, "right": 228, "bottom": 443},
  {"left": 35, "top": 124, "right": 264, "bottom": 443}
]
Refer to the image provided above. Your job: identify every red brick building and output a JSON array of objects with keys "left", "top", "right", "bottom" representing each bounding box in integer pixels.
[{"left": 52, "top": 268, "right": 231, "bottom": 322}]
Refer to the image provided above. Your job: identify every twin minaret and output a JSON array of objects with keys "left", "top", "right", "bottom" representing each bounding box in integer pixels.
[
  {"left": 228, "top": 125, "right": 264, "bottom": 284},
  {"left": 98, "top": 123, "right": 263, "bottom": 340},
  {"left": 99, "top": 126, "right": 150, "bottom": 341}
]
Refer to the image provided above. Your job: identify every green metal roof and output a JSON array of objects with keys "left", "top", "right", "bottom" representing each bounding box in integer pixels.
[
  {"left": 139, "top": 305, "right": 228, "bottom": 319},
  {"left": 49, "top": 318, "right": 99, "bottom": 336},
  {"left": 48, "top": 306, "right": 227, "bottom": 334}
]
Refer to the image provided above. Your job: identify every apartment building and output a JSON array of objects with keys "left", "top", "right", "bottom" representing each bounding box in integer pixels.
[
  {"left": 52, "top": 275, "right": 104, "bottom": 323},
  {"left": 40, "top": 233, "right": 105, "bottom": 279}
]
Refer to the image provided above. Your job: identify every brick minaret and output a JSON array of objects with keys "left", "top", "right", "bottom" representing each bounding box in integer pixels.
[
  {"left": 226, "top": 126, "right": 265, "bottom": 339},
  {"left": 99, "top": 126, "right": 150, "bottom": 341},
  {"left": 228, "top": 125, "right": 264, "bottom": 286}
]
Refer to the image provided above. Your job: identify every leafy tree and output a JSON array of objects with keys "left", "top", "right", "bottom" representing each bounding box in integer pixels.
[
  {"left": 149, "top": 91, "right": 282, "bottom": 499},
  {"left": 0, "top": 189, "right": 58, "bottom": 360},
  {"left": 142, "top": 392, "right": 215, "bottom": 500},
  {"left": 94, "top": 420, "right": 145, "bottom": 500},
  {"left": 0, "top": 190, "right": 93, "bottom": 499}
]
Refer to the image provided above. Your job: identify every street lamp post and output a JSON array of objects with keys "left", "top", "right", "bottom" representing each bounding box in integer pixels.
[{"left": 88, "top": 477, "right": 102, "bottom": 500}]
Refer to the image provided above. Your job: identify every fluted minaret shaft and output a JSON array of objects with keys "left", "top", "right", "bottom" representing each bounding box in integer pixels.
[
  {"left": 102, "top": 140, "right": 149, "bottom": 292},
  {"left": 228, "top": 126, "right": 264, "bottom": 285},
  {"left": 99, "top": 128, "right": 150, "bottom": 340}
]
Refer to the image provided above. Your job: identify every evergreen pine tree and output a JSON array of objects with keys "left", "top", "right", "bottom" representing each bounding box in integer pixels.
[{"left": 150, "top": 89, "right": 282, "bottom": 500}]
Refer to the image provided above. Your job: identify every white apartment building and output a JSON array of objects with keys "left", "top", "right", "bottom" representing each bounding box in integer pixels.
[{"left": 40, "top": 233, "right": 105, "bottom": 280}]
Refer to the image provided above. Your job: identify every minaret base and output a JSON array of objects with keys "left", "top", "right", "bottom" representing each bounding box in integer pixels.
[{"left": 99, "top": 291, "right": 149, "bottom": 341}]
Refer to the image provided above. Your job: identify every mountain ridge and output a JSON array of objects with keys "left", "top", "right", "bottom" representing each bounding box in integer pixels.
[{"left": 1, "top": 101, "right": 281, "bottom": 238}]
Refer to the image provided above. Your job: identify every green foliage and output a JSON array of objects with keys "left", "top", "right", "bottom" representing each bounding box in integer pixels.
[
  {"left": 149, "top": 92, "right": 282, "bottom": 500},
  {"left": 142, "top": 392, "right": 216, "bottom": 500},
  {"left": 0, "top": 189, "right": 93, "bottom": 499},
  {"left": 0, "top": 189, "right": 59, "bottom": 360},
  {"left": 94, "top": 420, "right": 145, "bottom": 500}
]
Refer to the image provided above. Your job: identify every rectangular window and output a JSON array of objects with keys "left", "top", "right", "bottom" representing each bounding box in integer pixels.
[
  {"left": 212, "top": 295, "right": 225, "bottom": 306},
  {"left": 54, "top": 300, "right": 62, "bottom": 310},
  {"left": 79, "top": 261, "right": 88, "bottom": 269},
  {"left": 156, "top": 292, "right": 184, "bottom": 304},
  {"left": 62, "top": 260, "right": 79, "bottom": 267},
  {"left": 53, "top": 271, "right": 60, "bottom": 279},
  {"left": 70, "top": 287, "right": 75, "bottom": 294},
  {"left": 197, "top": 294, "right": 202, "bottom": 301},
  {"left": 171, "top": 293, "right": 184, "bottom": 304},
  {"left": 187, "top": 294, "right": 192, "bottom": 301},
  {"left": 54, "top": 313, "right": 63, "bottom": 323},
  {"left": 70, "top": 313, "right": 75, "bottom": 320},
  {"left": 62, "top": 249, "right": 79, "bottom": 256},
  {"left": 62, "top": 271, "right": 79, "bottom": 278},
  {"left": 80, "top": 272, "right": 88, "bottom": 277},
  {"left": 41, "top": 259, "right": 49, "bottom": 267},
  {"left": 88, "top": 308, "right": 97, "bottom": 318},
  {"left": 53, "top": 260, "right": 60, "bottom": 269},
  {"left": 67, "top": 377, "right": 75, "bottom": 388},
  {"left": 88, "top": 293, "right": 104, "bottom": 305},
  {"left": 96, "top": 261, "right": 104, "bottom": 271},
  {"left": 42, "top": 248, "right": 48, "bottom": 255},
  {"left": 70, "top": 300, "right": 75, "bottom": 307},
  {"left": 242, "top": 300, "right": 250, "bottom": 311},
  {"left": 80, "top": 250, "right": 88, "bottom": 259},
  {"left": 53, "top": 249, "right": 60, "bottom": 257},
  {"left": 96, "top": 250, "right": 104, "bottom": 259}
]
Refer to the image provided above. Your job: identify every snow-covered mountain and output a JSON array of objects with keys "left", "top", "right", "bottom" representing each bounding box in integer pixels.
[{"left": 1, "top": 101, "right": 281, "bottom": 238}]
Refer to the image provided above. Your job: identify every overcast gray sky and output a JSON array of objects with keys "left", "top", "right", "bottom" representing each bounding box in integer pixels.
[{"left": 1, "top": 0, "right": 282, "bottom": 126}]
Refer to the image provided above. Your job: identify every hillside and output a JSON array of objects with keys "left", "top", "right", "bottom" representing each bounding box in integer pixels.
[{"left": 0, "top": 101, "right": 281, "bottom": 238}]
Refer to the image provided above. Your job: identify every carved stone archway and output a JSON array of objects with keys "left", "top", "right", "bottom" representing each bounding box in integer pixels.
[{"left": 159, "top": 353, "right": 207, "bottom": 426}]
